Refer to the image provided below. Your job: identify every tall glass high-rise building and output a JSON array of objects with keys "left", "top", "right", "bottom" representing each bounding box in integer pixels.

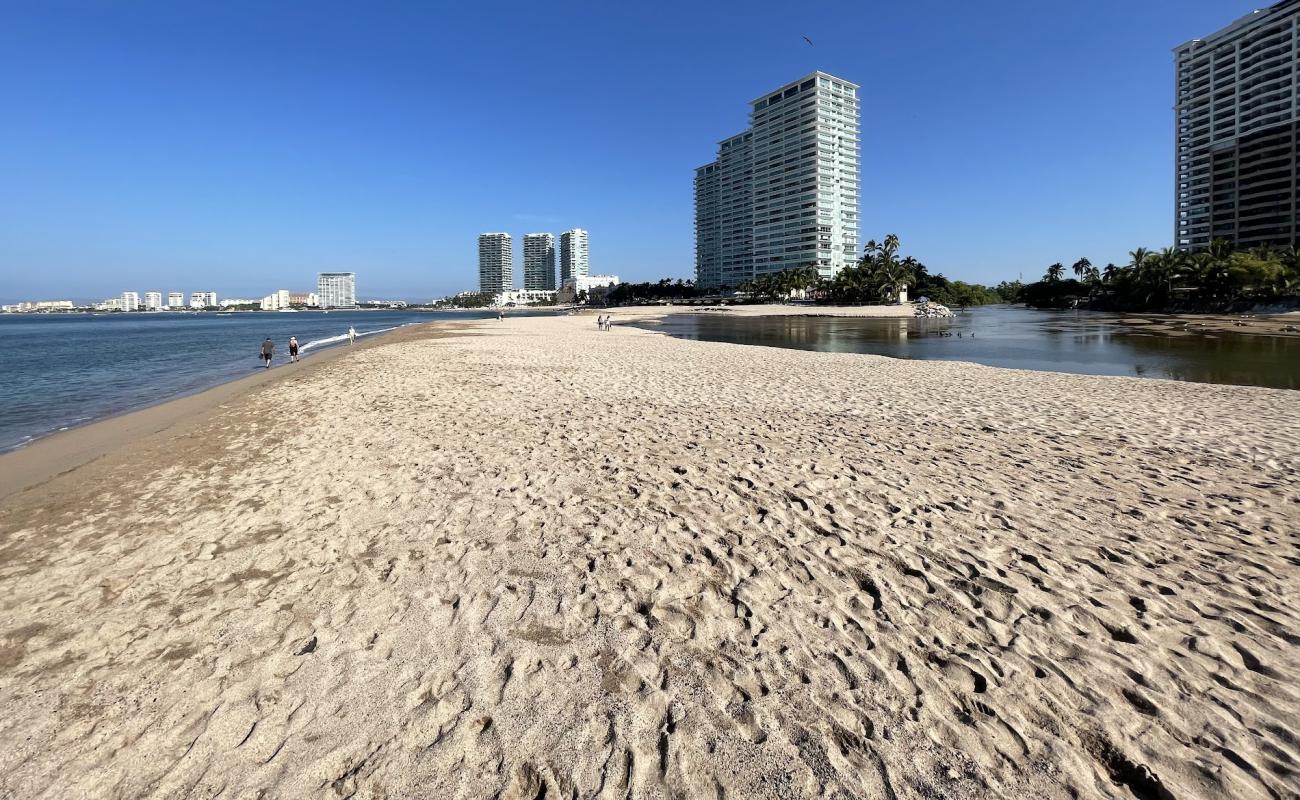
[
  {"left": 317, "top": 272, "right": 357, "bottom": 308},
  {"left": 560, "top": 229, "right": 589, "bottom": 284},
  {"left": 694, "top": 71, "right": 860, "bottom": 289},
  {"left": 523, "top": 233, "right": 556, "bottom": 290},
  {"left": 1175, "top": 0, "right": 1299, "bottom": 250},
  {"left": 478, "top": 233, "right": 513, "bottom": 295}
]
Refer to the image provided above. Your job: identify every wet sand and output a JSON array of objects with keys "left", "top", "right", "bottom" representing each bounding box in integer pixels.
[
  {"left": 1055, "top": 310, "right": 1300, "bottom": 339},
  {"left": 0, "top": 314, "right": 1297, "bottom": 799}
]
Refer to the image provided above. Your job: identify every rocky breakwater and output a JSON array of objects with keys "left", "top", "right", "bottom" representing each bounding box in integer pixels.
[{"left": 913, "top": 300, "right": 954, "bottom": 318}]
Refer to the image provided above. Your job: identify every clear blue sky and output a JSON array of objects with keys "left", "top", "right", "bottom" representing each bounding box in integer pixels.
[{"left": 0, "top": 0, "right": 1262, "bottom": 301}]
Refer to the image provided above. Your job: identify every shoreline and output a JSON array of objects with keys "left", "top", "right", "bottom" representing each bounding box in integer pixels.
[{"left": 0, "top": 321, "right": 459, "bottom": 501}]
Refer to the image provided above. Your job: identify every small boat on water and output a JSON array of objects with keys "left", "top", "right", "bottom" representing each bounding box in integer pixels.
[{"left": 278, "top": 308, "right": 299, "bottom": 313}]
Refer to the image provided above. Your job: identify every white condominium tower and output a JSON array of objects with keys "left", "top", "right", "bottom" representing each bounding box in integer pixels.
[
  {"left": 144, "top": 291, "right": 163, "bottom": 311},
  {"left": 1174, "top": 0, "right": 1299, "bottom": 251},
  {"left": 523, "top": 233, "right": 556, "bottom": 290},
  {"left": 167, "top": 292, "right": 184, "bottom": 308},
  {"left": 559, "top": 228, "right": 589, "bottom": 284},
  {"left": 120, "top": 291, "right": 140, "bottom": 311},
  {"left": 316, "top": 273, "right": 357, "bottom": 308},
  {"left": 694, "top": 71, "right": 860, "bottom": 288},
  {"left": 478, "top": 233, "right": 513, "bottom": 295}
]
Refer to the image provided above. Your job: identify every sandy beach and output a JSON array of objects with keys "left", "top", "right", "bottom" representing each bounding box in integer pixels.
[{"left": 1, "top": 313, "right": 1297, "bottom": 799}]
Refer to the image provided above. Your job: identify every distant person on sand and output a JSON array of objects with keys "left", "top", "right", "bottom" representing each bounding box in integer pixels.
[
  {"left": 260, "top": 337, "right": 274, "bottom": 368},
  {"left": 348, "top": 326, "right": 357, "bottom": 345},
  {"left": 596, "top": 314, "right": 604, "bottom": 330},
  {"left": 288, "top": 335, "right": 300, "bottom": 363}
]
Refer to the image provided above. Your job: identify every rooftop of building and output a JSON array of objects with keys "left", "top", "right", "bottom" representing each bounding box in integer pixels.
[
  {"left": 1174, "top": 0, "right": 1298, "bottom": 53},
  {"left": 748, "top": 70, "right": 859, "bottom": 106}
]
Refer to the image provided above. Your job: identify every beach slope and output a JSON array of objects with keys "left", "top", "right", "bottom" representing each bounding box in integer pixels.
[{"left": 0, "top": 315, "right": 1297, "bottom": 799}]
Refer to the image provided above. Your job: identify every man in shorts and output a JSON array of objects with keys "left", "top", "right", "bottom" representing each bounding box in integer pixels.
[
  {"left": 288, "top": 335, "right": 300, "bottom": 363},
  {"left": 261, "top": 337, "right": 274, "bottom": 368}
]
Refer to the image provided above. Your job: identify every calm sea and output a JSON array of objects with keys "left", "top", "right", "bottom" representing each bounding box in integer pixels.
[
  {"left": 638, "top": 305, "right": 1300, "bottom": 390},
  {"left": 0, "top": 310, "right": 495, "bottom": 452}
]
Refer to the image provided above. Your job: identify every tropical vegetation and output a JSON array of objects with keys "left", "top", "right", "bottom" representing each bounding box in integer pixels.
[
  {"left": 734, "top": 234, "right": 1002, "bottom": 308},
  {"left": 1019, "top": 240, "right": 1300, "bottom": 310},
  {"left": 604, "top": 234, "right": 1008, "bottom": 308}
]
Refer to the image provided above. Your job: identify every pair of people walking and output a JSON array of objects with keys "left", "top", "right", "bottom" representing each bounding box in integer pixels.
[
  {"left": 259, "top": 335, "right": 301, "bottom": 368},
  {"left": 596, "top": 314, "right": 613, "bottom": 332}
]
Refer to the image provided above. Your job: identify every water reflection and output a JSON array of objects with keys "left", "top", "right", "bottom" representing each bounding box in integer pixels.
[{"left": 637, "top": 306, "right": 1298, "bottom": 390}]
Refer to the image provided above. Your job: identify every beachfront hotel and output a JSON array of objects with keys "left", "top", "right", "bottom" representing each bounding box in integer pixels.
[
  {"left": 167, "top": 292, "right": 184, "bottom": 308},
  {"left": 523, "top": 233, "right": 556, "bottom": 290},
  {"left": 1175, "top": 0, "right": 1299, "bottom": 251},
  {"left": 316, "top": 273, "right": 356, "bottom": 309},
  {"left": 478, "top": 233, "right": 513, "bottom": 296},
  {"left": 559, "top": 228, "right": 589, "bottom": 284},
  {"left": 694, "top": 71, "right": 861, "bottom": 289}
]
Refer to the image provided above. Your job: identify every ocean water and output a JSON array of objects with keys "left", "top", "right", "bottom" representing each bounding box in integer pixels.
[
  {"left": 637, "top": 305, "right": 1300, "bottom": 390},
  {"left": 0, "top": 310, "right": 495, "bottom": 452}
]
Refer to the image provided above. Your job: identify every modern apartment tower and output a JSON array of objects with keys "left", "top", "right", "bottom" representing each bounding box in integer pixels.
[
  {"left": 523, "top": 233, "right": 556, "bottom": 290},
  {"left": 1175, "top": 0, "right": 1299, "bottom": 251},
  {"left": 559, "top": 229, "right": 589, "bottom": 284},
  {"left": 316, "top": 273, "right": 357, "bottom": 308},
  {"left": 478, "top": 233, "right": 513, "bottom": 295},
  {"left": 694, "top": 71, "right": 860, "bottom": 289}
]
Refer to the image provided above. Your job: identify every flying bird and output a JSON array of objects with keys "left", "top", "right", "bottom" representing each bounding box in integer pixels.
[{"left": 802, "top": 35, "right": 814, "bottom": 46}]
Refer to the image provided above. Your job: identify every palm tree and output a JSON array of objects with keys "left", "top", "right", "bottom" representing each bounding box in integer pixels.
[
  {"left": 1157, "top": 246, "right": 1186, "bottom": 293},
  {"left": 1045, "top": 263, "right": 1065, "bottom": 282},
  {"left": 1102, "top": 263, "right": 1120, "bottom": 283},
  {"left": 873, "top": 260, "right": 915, "bottom": 303},
  {"left": 1128, "top": 247, "right": 1151, "bottom": 273},
  {"left": 1072, "top": 257, "right": 1092, "bottom": 281}
]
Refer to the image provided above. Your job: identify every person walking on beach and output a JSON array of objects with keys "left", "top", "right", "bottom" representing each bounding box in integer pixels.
[
  {"left": 260, "top": 337, "right": 274, "bottom": 368},
  {"left": 348, "top": 326, "right": 357, "bottom": 345},
  {"left": 596, "top": 314, "right": 604, "bottom": 331},
  {"left": 288, "top": 335, "right": 300, "bottom": 363}
]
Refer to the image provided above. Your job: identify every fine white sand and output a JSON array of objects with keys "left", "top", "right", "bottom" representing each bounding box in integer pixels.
[{"left": 0, "top": 315, "right": 1297, "bottom": 799}]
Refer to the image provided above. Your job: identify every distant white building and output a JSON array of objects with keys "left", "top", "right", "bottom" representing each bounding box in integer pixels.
[
  {"left": 559, "top": 229, "right": 589, "bottom": 284},
  {"left": 120, "top": 291, "right": 140, "bottom": 312},
  {"left": 144, "top": 291, "right": 163, "bottom": 311},
  {"left": 558, "top": 274, "right": 619, "bottom": 304},
  {"left": 96, "top": 298, "right": 124, "bottom": 311},
  {"left": 317, "top": 272, "right": 357, "bottom": 308},
  {"left": 492, "top": 289, "right": 556, "bottom": 307},
  {"left": 219, "top": 297, "right": 260, "bottom": 308},
  {"left": 1, "top": 300, "right": 74, "bottom": 313},
  {"left": 190, "top": 291, "right": 217, "bottom": 308},
  {"left": 167, "top": 292, "right": 185, "bottom": 308},
  {"left": 261, "top": 289, "right": 291, "bottom": 311}
]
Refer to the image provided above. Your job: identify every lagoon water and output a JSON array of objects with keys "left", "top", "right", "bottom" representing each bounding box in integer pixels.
[
  {"left": 639, "top": 305, "right": 1300, "bottom": 390},
  {"left": 0, "top": 310, "right": 494, "bottom": 452}
]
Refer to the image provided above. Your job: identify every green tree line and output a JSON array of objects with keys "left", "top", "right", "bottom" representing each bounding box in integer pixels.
[
  {"left": 607, "top": 235, "right": 1010, "bottom": 308},
  {"left": 1021, "top": 241, "right": 1300, "bottom": 310}
]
